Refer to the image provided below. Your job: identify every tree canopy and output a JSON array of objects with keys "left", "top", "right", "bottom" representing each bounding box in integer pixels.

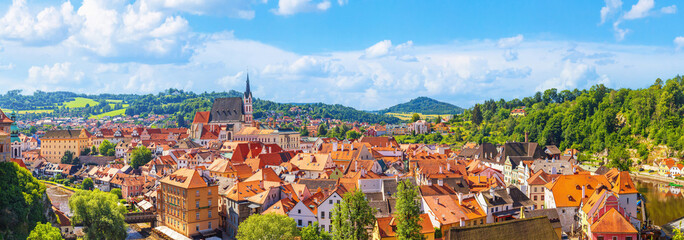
[
  {"left": 331, "top": 189, "right": 375, "bottom": 240},
  {"left": 69, "top": 190, "right": 127, "bottom": 240},
  {"left": 394, "top": 180, "right": 423, "bottom": 240},
  {"left": 0, "top": 162, "right": 51, "bottom": 240},
  {"left": 99, "top": 140, "right": 115, "bottom": 157},
  {"left": 130, "top": 146, "right": 153, "bottom": 169},
  {"left": 81, "top": 178, "right": 94, "bottom": 190},
  {"left": 27, "top": 222, "right": 62, "bottom": 240},
  {"left": 237, "top": 213, "right": 299, "bottom": 240},
  {"left": 300, "top": 222, "right": 332, "bottom": 240}
]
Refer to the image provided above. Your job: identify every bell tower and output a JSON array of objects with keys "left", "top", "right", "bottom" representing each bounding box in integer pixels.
[{"left": 243, "top": 74, "right": 253, "bottom": 124}]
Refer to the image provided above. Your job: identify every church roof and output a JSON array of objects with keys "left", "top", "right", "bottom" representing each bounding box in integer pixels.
[{"left": 209, "top": 98, "right": 244, "bottom": 123}]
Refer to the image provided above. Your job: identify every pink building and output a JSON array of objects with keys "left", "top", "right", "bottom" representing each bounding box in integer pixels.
[{"left": 590, "top": 208, "right": 638, "bottom": 240}]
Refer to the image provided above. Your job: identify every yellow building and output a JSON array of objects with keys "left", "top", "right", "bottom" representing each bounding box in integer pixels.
[
  {"left": 233, "top": 126, "right": 300, "bottom": 150},
  {"left": 40, "top": 129, "right": 91, "bottom": 163},
  {"left": 158, "top": 168, "right": 219, "bottom": 238}
]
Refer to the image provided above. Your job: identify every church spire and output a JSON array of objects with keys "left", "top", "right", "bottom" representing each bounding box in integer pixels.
[{"left": 245, "top": 73, "right": 252, "bottom": 98}]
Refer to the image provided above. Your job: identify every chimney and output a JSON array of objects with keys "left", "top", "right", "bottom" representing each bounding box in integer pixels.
[
  {"left": 341, "top": 144, "right": 344, "bottom": 151},
  {"left": 447, "top": 163, "right": 451, "bottom": 172},
  {"left": 439, "top": 166, "right": 443, "bottom": 174},
  {"left": 524, "top": 131, "right": 529, "bottom": 143},
  {"left": 506, "top": 187, "right": 510, "bottom": 195},
  {"left": 438, "top": 180, "right": 443, "bottom": 186},
  {"left": 355, "top": 161, "right": 358, "bottom": 172},
  {"left": 582, "top": 185, "right": 586, "bottom": 198},
  {"left": 457, "top": 193, "right": 463, "bottom": 205},
  {"left": 333, "top": 142, "right": 338, "bottom": 152},
  {"left": 460, "top": 218, "right": 465, "bottom": 227}
]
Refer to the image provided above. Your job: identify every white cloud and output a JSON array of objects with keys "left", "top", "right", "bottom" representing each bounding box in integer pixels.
[
  {"left": 146, "top": 0, "right": 257, "bottom": 19},
  {"left": 612, "top": 21, "right": 630, "bottom": 41},
  {"left": 600, "top": 0, "right": 622, "bottom": 24},
  {"left": 660, "top": 5, "right": 677, "bottom": 14},
  {"left": 27, "top": 62, "right": 84, "bottom": 84},
  {"left": 497, "top": 34, "right": 523, "bottom": 48},
  {"left": 361, "top": 40, "right": 414, "bottom": 59},
  {"left": 0, "top": 0, "right": 77, "bottom": 45},
  {"left": 537, "top": 61, "right": 607, "bottom": 91},
  {"left": 675, "top": 37, "right": 684, "bottom": 51},
  {"left": 272, "top": 0, "right": 333, "bottom": 15},
  {"left": 0, "top": 63, "right": 14, "bottom": 70},
  {"left": 623, "top": 0, "right": 654, "bottom": 20},
  {"left": 497, "top": 34, "right": 524, "bottom": 61}
]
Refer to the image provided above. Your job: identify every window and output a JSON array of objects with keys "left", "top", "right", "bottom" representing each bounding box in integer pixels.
[
  {"left": 329, "top": 200, "right": 333, "bottom": 204},
  {"left": 329, "top": 212, "right": 332, "bottom": 219},
  {"left": 208, "top": 199, "right": 212, "bottom": 207},
  {"left": 208, "top": 221, "right": 212, "bottom": 229},
  {"left": 612, "top": 237, "right": 617, "bottom": 240},
  {"left": 298, "top": 209, "right": 301, "bottom": 214},
  {"left": 208, "top": 189, "right": 212, "bottom": 196},
  {"left": 533, "top": 187, "right": 537, "bottom": 192},
  {"left": 626, "top": 237, "right": 632, "bottom": 240},
  {"left": 533, "top": 196, "right": 537, "bottom": 201},
  {"left": 321, "top": 212, "right": 325, "bottom": 219},
  {"left": 196, "top": 224, "right": 200, "bottom": 231},
  {"left": 298, "top": 219, "right": 302, "bottom": 226},
  {"left": 196, "top": 201, "right": 200, "bottom": 208},
  {"left": 196, "top": 190, "right": 200, "bottom": 197},
  {"left": 208, "top": 210, "right": 212, "bottom": 218},
  {"left": 308, "top": 221, "right": 312, "bottom": 226},
  {"left": 196, "top": 212, "right": 200, "bottom": 220}
]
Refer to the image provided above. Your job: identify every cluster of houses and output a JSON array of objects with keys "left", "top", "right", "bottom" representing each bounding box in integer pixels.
[{"left": 3, "top": 79, "right": 647, "bottom": 240}]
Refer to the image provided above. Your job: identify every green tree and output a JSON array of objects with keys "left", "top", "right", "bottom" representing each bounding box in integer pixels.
[
  {"left": 237, "top": 213, "right": 299, "bottom": 240},
  {"left": 471, "top": 104, "right": 483, "bottom": 125},
  {"left": 0, "top": 162, "right": 50, "bottom": 239},
  {"left": 673, "top": 227, "right": 684, "bottom": 240},
  {"left": 176, "top": 114, "right": 186, "bottom": 128},
  {"left": 317, "top": 124, "right": 328, "bottom": 136},
  {"left": 346, "top": 130, "right": 362, "bottom": 140},
  {"left": 435, "top": 115, "right": 442, "bottom": 124},
  {"left": 331, "top": 188, "right": 376, "bottom": 240},
  {"left": 111, "top": 188, "right": 122, "bottom": 199},
  {"left": 82, "top": 178, "right": 94, "bottom": 190},
  {"left": 99, "top": 140, "right": 115, "bottom": 157},
  {"left": 60, "top": 150, "right": 74, "bottom": 164},
  {"left": 301, "top": 222, "right": 332, "bottom": 240},
  {"left": 394, "top": 180, "right": 423, "bottom": 240},
  {"left": 301, "top": 127, "right": 310, "bottom": 136},
  {"left": 410, "top": 113, "right": 421, "bottom": 123},
  {"left": 27, "top": 222, "right": 63, "bottom": 240},
  {"left": 69, "top": 190, "right": 127, "bottom": 240},
  {"left": 91, "top": 146, "right": 98, "bottom": 155},
  {"left": 29, "top": 126, "right": 38, "bottom": 134},
  {"left": 130, "top": 146, "right": 153, "bottom": 169}
]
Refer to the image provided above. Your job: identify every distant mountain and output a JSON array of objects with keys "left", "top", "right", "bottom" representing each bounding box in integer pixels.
[{"left": 378, "top": 97, "right": 464, "bottom": 115}]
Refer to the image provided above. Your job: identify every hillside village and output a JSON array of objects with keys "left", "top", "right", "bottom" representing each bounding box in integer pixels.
[{"left": 1, "top": 77, "right": 680, "bottom": 240}]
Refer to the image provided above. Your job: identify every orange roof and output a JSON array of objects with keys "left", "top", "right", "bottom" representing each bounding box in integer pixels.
[
  {"left": 263, "top": 198, "right": 297, "bottom": 215},
  {"left": 419, "top": 184, "right": 458, "bottom": 196},
  {"left": 590, "top": 208, "right": 638, "bottom": 234},
  {"left": 192, "top": 111, "right": 211, "bottom": 124},
  {"left": 423, "top": 195, "right": 486, "bottom": 225},
  {"left": 376, "top": 214, "right": 435, "bottom": 238},
  {"left": 160, "top": 168, "right": 208, "bottom": 189},
  {"left": 609, "top": 171, "right": 638, "bottom": 194},
  {"left": 224, "top": 181, "right": 265, "bottom": 201},
  {"left": 244, "top": 168, "right": 282, "bottom": 183},
  {"left": 527, "top": 170, "right": 552, "bottom": 185},
  {"left": 545, "top": 174, "right": 610, "bottom": 207}
]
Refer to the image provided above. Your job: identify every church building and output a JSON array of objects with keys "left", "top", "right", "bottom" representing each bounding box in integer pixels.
[{"left": 190, "top": 75, "right": 254, "bottom": 141}]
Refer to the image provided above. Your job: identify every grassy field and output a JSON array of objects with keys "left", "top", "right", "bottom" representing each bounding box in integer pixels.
[
  {"left": 1, "top": 108, "right": 54, "bottom": 114},
  {"left": 89, "top": 109, "right": 126, "bottom": 119},
  {"left": 385, "top": 112, "right": 447, "bottom": 121},
  {"left": 62, "top": 97, "right": 99, "bottom": 108}
]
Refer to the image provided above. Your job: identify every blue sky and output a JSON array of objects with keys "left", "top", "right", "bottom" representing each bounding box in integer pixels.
[{"left": 0, "top": 0, "right": 683, "bottom": 110}]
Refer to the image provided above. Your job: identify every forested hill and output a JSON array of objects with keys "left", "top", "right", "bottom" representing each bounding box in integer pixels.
[
  {"left": 0, "top": 89, "right": 400, "bottom": 124},
  {"left": 378, "top": 97, "right": 464, "bottom": 115},
  {"left": 454, "top": 76, "right": 684, "bottom": 168}
]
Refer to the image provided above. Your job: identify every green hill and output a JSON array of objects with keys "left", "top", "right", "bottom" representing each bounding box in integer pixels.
[{"left": 378, "top": 97, "right": 464, "bottom": 115}]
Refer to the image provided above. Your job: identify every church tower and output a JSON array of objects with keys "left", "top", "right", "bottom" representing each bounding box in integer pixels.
[{"left": 243, "top": 74, "right": 253, "bottom": 124}]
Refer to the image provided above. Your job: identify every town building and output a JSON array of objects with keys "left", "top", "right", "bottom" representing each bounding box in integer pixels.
[
  {"left": 190, "top": 75, "right": 254, "bottom": 141},
  {"left": 40, "top": 129, "right": 91, "bottom": 163},
  {"left": 158, "top": 168, "right": 220, "bottom": 238}
]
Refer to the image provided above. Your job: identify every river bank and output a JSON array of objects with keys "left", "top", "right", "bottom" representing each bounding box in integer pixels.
[{"left": 631, "top": 172, "right": 684, "bottom": 185}]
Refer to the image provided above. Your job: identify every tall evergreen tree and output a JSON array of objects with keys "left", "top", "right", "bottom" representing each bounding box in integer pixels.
[
  {"left": 471, "top": 104, "right": 483, "bottom": 125},
  {"left": 395, "top": 180, "right": 423, "bottom": 240}
]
